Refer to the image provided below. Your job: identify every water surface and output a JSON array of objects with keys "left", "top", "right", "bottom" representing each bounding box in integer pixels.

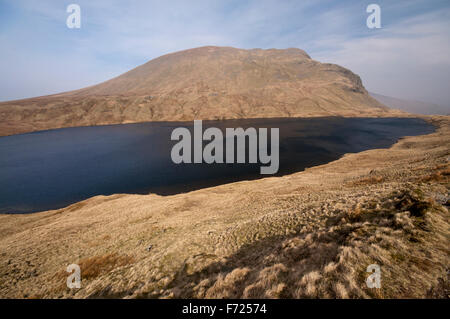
[{"left": 0, "top": 117, "right": 434, "bottom": 214}]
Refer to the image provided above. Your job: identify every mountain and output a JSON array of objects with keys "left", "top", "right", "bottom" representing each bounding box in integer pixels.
[
  {"left": 370, "top": 93, "right": 449, "bottom": 115},
  {"left": 0, "top": 46, "right": 395, "bottom": 136}
]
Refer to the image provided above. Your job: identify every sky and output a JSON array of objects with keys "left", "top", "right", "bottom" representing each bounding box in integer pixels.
[{"left": 0, "top": 0, "right": 449, "bottom": 107}]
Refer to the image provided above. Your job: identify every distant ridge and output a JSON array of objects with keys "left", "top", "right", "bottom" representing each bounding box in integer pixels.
[
  {"left": 0, "top": 46, "right": 398, "bottom": 136},
  {"left": 370, "top": 92, "right": 449, "bottom": 115}
]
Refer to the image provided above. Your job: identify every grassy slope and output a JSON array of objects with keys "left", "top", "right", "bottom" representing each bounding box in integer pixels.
[
  {"left": 0, "top": 46, "right": 398, "bottom": 137},
  {"left": 0, "top": 116, "right": 448, "bottom": 299}
]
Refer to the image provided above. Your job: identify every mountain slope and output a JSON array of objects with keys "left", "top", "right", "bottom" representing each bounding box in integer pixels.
[
  {"left": 370, "top": 92, "right": 449, "bottom": 115},
  {"left": 0, "top": 46, "right": 395, "bottom": 136}
]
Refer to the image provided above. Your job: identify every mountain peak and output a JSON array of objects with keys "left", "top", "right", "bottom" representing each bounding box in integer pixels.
[{"left": 0, "top": 46, "right": 394, "bottom": 136}]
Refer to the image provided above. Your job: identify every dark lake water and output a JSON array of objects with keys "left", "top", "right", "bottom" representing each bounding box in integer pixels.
[{"left": 0, "top": 117, "right": 434, "bottom": 214}]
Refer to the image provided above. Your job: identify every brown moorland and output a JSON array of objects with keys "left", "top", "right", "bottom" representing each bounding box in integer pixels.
[
  {"left": 0, "top": 46, "right": 447, "bottom": 299},
  {"left": 0, "top": 116, "right": 448, "bottom": 298}
]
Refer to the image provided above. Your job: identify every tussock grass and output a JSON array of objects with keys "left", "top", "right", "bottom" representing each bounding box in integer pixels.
[
  {"left": 43, "top": 253, "right": 135, "bottom": 297},
  {"left": 157, "top": 188, "right": 448, "bottom": 299},
  {"left": 0, "top": 116, "right": 448, "bottom": 299},
  {"left": 421, "top": 168, "right": 450, "bottom": 182},
  {"left": 78, "top": 253, "right": 134, "bottom": 280},
  {"left": 53, "top": 253, "right": 134, "bottom": 287},
  {"left": 349, "top": 175, "right": 384, "bottom": 186}
]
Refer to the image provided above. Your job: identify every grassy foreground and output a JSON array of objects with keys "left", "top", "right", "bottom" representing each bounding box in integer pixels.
[{"left": 0, "top": 116, "right": 448, "bottom": 298}]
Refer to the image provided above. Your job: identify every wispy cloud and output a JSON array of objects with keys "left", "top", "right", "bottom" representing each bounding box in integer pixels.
[{"left": 314, "top": 7, "right": 450, "bottom": 106}]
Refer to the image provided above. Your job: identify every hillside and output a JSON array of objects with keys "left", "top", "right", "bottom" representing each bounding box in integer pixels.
[
  {"left": 0, "top": 46, "right": 396, "bottom": 136},
  {"left": 370, "top": 93, "right": 449, "bottom": 116},
  {"left": 0, "top": 116, "right": 448, "bottom": 298}
]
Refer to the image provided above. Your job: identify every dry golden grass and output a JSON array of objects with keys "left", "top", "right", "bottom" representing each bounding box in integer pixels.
[
  {"left": 421, "top": 168, "right": 450, "bottom": 182},
  {"left": 348, "top": 175, "right": 384, "bottom": 186},
  {"left": 77, "top": 253, "right": 134, "bottom": 280},
  {"left": 0, "top": 115, "right": 448, "bottom": 299},
  {"left": 162, "top": 188, "right": 448, "bottom": 299},
  {"left": 49, "top": 253, "right": 135, "bottom": 297}
]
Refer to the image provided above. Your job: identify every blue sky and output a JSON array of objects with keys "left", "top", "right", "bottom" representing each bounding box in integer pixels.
[{"left": 1, "top": 0, "right": 449, "bottom": 106}]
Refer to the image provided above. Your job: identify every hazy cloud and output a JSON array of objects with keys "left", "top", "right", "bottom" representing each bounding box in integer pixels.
[{"left": 0, "top": 0, "right": 449, "bottom": 109}]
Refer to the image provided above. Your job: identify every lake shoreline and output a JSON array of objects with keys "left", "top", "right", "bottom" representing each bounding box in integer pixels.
[
  {"left": 0, "top": 115, "right": 448, "bottom": 298},
  {"left": 0, "top": 111, "right": 415, "bottom": 138},
  {"left": 0, "top": 116, "right": 435, "bottom": 214}
]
